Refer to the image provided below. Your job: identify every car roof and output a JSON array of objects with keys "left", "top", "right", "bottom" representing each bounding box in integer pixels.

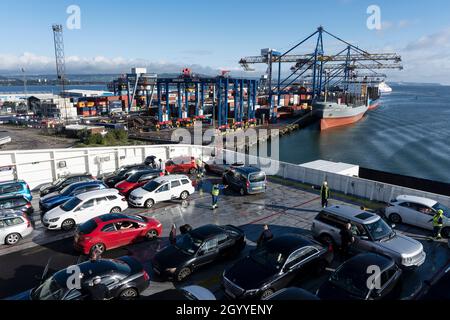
[
  {"left": 395, "top": 195, "right": 437, "bottom": 207},
  {"left": 75, "top": 188, "right": 119, "bottom": 200},
  {"left": 66, "top": 180, "right": 104, "bottom": 188},
  {"left": 190, "top": 225, "right": 225, "bottom": 240},
  {"left": 154, "top": 175, "right": 189, "bottom": 183},
  {"left": 340, "top": 253, "right": 394, "bottom": 272},
  {"left": 0, "top": 194, "right": 27, "bottom": 201},
  {"left": 63, "top": 173, "right": 91, "bottom": 178},
  {"left": 95, "top": 213, "right": 145, "bottom": 223},
  {"left": 129, "top": 169, "right": 161, "bottom": 176},
  {"left": 235, "top": 166, "right": 263, "bottom": 174},
  {"left": 265, "top": 234, "right": 317, "bottom": 254},
  {"left": 324, "top": 206, "right": 380, "bottom": 224}
]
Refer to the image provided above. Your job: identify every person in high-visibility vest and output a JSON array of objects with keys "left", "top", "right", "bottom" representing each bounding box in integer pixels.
[
  {"left": 429, "top": 209, "right": 444, "bottom": 240},
  {"left": 320, "top": 181, "right": 330, "bottom": 208},
  {"left": 211, "top": 183, "right": 227, "bottom": 210}
]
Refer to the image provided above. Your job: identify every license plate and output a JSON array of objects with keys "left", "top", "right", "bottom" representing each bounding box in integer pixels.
[{"left": 253, "top": 186, "right": 262, "bottom": 190}]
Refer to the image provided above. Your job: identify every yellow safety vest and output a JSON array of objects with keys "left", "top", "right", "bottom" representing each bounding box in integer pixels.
[
  {"left": 433, "top": 213, "right": 444, "bottom": 227},
  {"left": 212, "top": 186, "right": 220, "bottom": 196}
]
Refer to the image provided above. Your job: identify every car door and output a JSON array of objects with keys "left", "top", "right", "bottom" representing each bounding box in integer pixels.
[
  {"left": 154, "top": 183, "right": 171, "bottom": 202},
  {"left": 371, "top": 265, "right": 401, "bottom": 300},
  {"left": 74, "top": 199, "right": 96, "bottom": 223},
  {"left": 397, "top": 202, "right": 418, "bottom": 225},
  {"left": 95, "top": 196, "right": 110, "bottom": 216},
  {"left": 217, "top": 233, "right": 233, "bottom": 256},
  {"left": 170, "top": 180, "right": 182, "bottom": 198},
  {"left": 100, "top": 223, "right": 121, "bottom": 249},
  {"left": 114, "top": 220, "right": 142, "bottom": 245},
  {"left": 195, "top": 237, "right": 219, "bottom": 267},
  {"left": 413, "top": 204, "right": 435, "bottom": 230},
  {"left": 351, "top": 223, "right": 375, "bottom": 254},
  {"left": 279, "top": 247, "right": 319, "bottom": 289}
]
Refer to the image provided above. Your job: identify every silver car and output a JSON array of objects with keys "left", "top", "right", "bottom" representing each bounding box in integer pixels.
[
  {"left": 311, "top": 205, "right": 426, "bottom": 269},
  {"left": 0, "top": 210, "right": 33, "bottom": 245}
]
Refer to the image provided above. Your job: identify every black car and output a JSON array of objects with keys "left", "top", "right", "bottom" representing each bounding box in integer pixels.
[
  {"left": 205, "top": 160, "right": 244, "bottom": 175},
  {"left": 152, "top": 224, "right": 246, "bottom": 282},
  {"left": 317, "top": 253, "right": 402, "bottom": 300},
  {"left": 420, "top": 266, "right": 450, "bottom": 300},
  {"left": 223, "top": 234, "right": 333, "bottom": 300},
  {"left": 263, "top": 287, "right": 320, "bottom": 301},
  {"left": 0, "top": 195, "right": 33, "bottom": 215},
  {"left": 222, "top": 166, "right": 267, "bottom": 195},
  {"left": 103, "top": 164, "right": 151, "bottom": 188},
  {"left": 6, "top": 256, "right": 149, "bottom": 300},
  {"left": 39, "top": 173, "right": 95, "bottom": 197}
]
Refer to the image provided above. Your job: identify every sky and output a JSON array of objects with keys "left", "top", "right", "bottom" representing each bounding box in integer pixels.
[{"left": 0, "top": 0, "right": 450, "bottom": 83}]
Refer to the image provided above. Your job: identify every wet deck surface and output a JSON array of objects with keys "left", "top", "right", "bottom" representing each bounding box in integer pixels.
[{"left": 0, "top": 175, "right": 449, "bottom": 299}]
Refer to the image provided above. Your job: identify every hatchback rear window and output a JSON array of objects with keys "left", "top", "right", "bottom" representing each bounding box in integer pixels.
[
  {"left": 249, "top": 172, "right": 266, "bottom": 183},
  {"left": 4, "top": 217, "right": 24, "bottom": 226},
  {"left": 78, "top": 220, "right": 98, "bottom": 234},
  {"left": 0, "top": 183, "right": 22, "bottom": 194},
  {"left": 181, "top": 179, "right": 190, "bottom": 185}
]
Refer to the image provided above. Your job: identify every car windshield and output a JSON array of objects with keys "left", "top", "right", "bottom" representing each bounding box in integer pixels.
[
  {"left": 249, "top": 172, "right": 266, "bottom": 183},
  {"left": 31, "top": 277, "right": 67, "bottom": 300},
  {"left": 143, "top": 181, "right": 161, "bottom": 192},
  {"left": 433, "top": 203, "right": 450, "bottom": 218},
  {"left": 365, "top": 219, "right": 394, "bottom": 241},
  {"left": 61, "top": 197, "right": 82, "bottom": 212},
  {"left": 250, "top": 247, "right": 287, "bottom": 270},
  {"left": 329, "top": 266, "right": 368, "bottom": 298},
  {"left": 59, "top": 184, "right": 74, "bottom": 195},
  {"left": 175, "top": 234, "right": 203, "bottom": 255}
]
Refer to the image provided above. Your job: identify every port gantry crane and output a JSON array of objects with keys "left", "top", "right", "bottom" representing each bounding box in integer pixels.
[{"left": 239, "top": 26, "right": 403, "bottom": 121}]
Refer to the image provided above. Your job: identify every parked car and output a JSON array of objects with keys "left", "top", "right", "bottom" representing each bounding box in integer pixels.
[
  {"left": 39, "top": 180, "right": 107, "bottom": 213},
  {"left": 129, "top": 175, "right": 195, "bottom": 209},
  {"left": 142, "top": 286, "right": 216, "bottom": 300},
  {"left": 317, "top": 253, "right": 402, "bottom": 300},
  {"left": 223, "top": 234, "right": 333, "bottom": 300},
  {"left": 6, "top": 256, "right": 149, "bottom": 300},
  {"left": 165, "top": 157, "right": 197, "bottom": 175},
  {"left": 0, "top": 210, "right": 33, "bottom": 245},
  {"left": 263, "top": 287, "right": 320, "bottom": 301},
  {"left": 102, "top": 165, "right": 151, "bottom": 188},
  {"left": 0, "top": 180, "right": 32, "bottom": 201},
  {"left": 39, "top": 174, "right": 95, "bottom": 197},
  {"left": 42, "top": 189, "right": 128, "bottom": 231},
  {"left": 222, "top": 166, "right": 267, "bottom": 196},
  {"left": 0, "top": 195, "right": 33, "bottom": 215},
  {"left": 204, "top": 159, "right": 244, "bottom": 175},
  {"left": 152, "top": 224, "right": 246, "bottom": 282},
  {"left": 385, "top": 195, "right": 450, "bottom": 238},
  {"left": 115, "top": 169, "right": 163, "bottom": 196},
  {"left": 311, "top": 205, "right": 426, "bottom": 269},
  {"left": 74, "top": 213, "right": 162, "bottom": 255},
  {"left": 420, "top": 265, "right": 450, "bottom": 300}
]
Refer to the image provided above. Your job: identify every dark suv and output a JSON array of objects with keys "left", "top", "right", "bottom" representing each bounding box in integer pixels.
[
  {"left": 103, "top": 165, "right": 151, "bottom": 188},
  {"left": 39, "top": 174, "right": 95, "bottom": 197},
  {"left": 223, "top": 166, "right": 267, "bottom": 195}
]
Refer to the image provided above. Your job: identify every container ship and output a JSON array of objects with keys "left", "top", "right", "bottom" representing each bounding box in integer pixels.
[{"left": 314, "top": 100, "right": 368, "bottom": 130}]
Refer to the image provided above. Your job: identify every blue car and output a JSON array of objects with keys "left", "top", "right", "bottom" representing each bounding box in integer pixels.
[
  {"left": 39, "top": 180, "right": 107, "bottom": 213},
  {"left": 0, "top": 180, "right": 32, "bottom": 202}
]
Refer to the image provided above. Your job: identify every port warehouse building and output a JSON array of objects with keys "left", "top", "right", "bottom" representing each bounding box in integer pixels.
[{"left": 0, "top": 144, "right": 449, "bottom": 208}]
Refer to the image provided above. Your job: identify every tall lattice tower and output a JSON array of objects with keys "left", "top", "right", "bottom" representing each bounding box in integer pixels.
[{"left": 52, "top": 24, "right": 68, "bottom": 119}]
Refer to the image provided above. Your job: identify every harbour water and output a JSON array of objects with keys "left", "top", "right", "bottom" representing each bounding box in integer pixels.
[{"left": 262, "top": 84, "right": 450, "bottom": 184}]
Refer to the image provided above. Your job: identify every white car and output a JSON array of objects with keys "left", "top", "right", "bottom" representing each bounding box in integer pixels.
[
  {"left": 129, "top": 175, "right": 195, "bottom": 208},
  {"left": 385, "top": 195, "right": 450, "bottom": 238},
  {"left": 0, "top": 210, "right": 33, "bottom": 245},
  {"left": 42, "top": 189, "right": 128, "bottom": 231}
]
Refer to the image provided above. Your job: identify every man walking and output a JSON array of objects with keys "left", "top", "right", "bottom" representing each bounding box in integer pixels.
[
  {"left": 257, "top": 225, "right": 274, "bottom": 248},
  {"left": 340, "top": 223, "right": 355, "bottom": 259},
  {"left": 211, "top": 183, "right": 227, "bottom": 210},
  {"left": 321, "top": 181, "right": 330, "bottom": 208},
  {"left": 429, "top": 209, "right": 444, "bottom": 240}
]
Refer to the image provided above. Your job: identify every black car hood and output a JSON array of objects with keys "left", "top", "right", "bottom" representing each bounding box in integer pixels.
[
  {"left": 153, "top": 246, "right": 194, "bottom": 269},
  {"left": 4, "top": 290, "right": 32, "bottom": 300},
  {"left": 225, "top": 257, "right": 277, "bottom": 290},
  {"left": 317, "top": 281, "right": 362, "bottom": 300}
]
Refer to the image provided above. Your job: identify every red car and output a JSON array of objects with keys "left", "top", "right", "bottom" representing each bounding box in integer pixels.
[
  {"left": 115, "top": 169, "right": 163, "bottom": 196},
  {"left": 74, "top": 213, "right": 163, "bottom": 255},
  {"left": 165, "top": 157, "right": 197, "bottom": 174}
]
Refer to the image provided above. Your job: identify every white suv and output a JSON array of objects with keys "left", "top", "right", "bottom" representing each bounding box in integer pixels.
[
  {"left": 129, "top": 175, "right": 195, "bottom": 208},
  {"left": 42, "top": 189, "right": 128, "bottom": 231},
  {"left": 385, "top": 195, "right": 450, "bottom": 238},
  {"left": 0, "top": 210, "right": 33, "bottom": 245}
]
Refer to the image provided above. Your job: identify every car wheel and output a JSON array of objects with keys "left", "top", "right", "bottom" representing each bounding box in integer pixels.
[
  {"left": 61, "top": 219, "right": 76, "bottom": 231},
  {"left": 146, "top": 229, "right": 159, "bottom": 240},
  {"left": 189, "top": 168, "right": 196, "bottom": 175},
  {"left": 90, "top": 243, "right": 106, "bottom": 256},
  {"left": 180, "top": 191, "right": 189, "bottom": 200},
  {"left": 145, "top": 199, "right": 155, "bottom": 209},
  {"left": 319, "top": 234, "right": 335, "bottom": 249},
  {"left": 176, "top": 267, "right": 192, "bottom": 282},
  {"left": 119, "top": 287, "right": 139, "bottom": 300},
  {"left": 239, "top": 188, "right": 246, "bottom": 196},
  {"left": 5, "top": 233, "right": 21, "bottom": 245},
  {"left": 261, "top": 289, "right": 275, "bottom": 299},
  {"left": 389, "top": 213, "right": 402, "bottom": 224},
  {"left": 441, "top": 227, "right": 450, "bottom": 239},
  {"left": 110, "top": 207, "right": 121, "bottom": 214}
]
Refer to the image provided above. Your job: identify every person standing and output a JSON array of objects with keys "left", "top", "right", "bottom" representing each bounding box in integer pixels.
[
  {"left": 196, "top": 158, "right": 204, "bottom": 175},
  {"left": 321, "top": 181, "right": 330, "bottom": 208},
  {"left": 82, "top": 276, "right": 110, "bottom": 301},
  {"left": 257, "top": 225, "right": 274, "bottom": 247},
  {"left": 196, "top": 172, "right": 204, "bottom": 195},
  {"left": 211, "top": 183, "right": 227, "bottom": 210},
  {"left": 339, "top": 223, "right": 355, "bottom": 259},
  {"left": 430, "top": 210, "right": 444, "bottom": 240},
  {"left": 169, "top": 224, "right": 177, "bottom": 245}
]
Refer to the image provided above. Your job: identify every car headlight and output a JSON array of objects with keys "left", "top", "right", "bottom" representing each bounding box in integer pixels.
[
  {"left": 402, "top": 256, "right": 414, "bottom": 265},
  {"left": 244, "top": 289, "right": 260, "bottom": 296},
  {"left": 165, "top": 268, "right": 177, "bottom": 274},
  {"left": 49, "top": 218, "right": 60, "bottom": 223}
]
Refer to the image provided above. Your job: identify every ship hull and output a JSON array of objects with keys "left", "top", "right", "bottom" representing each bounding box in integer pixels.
[
  {"left": 368, "top": 99, "right": 380, "bottom": 110},
  {"left": 314, "top": 102, "right": 368, "bottom": 130},
  {"left": 320, "top": 112, "right": 366, "bottom": 130}
]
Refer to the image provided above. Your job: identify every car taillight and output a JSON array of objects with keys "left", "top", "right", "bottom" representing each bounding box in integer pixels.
[
  {"left": 143, "top": 270, "right": 150, "bottom": 282},
  {"left": 25, "top": 202, "right": 32, "bottom": 208},
  {"left": 246, "top": 181, "right": 250, "bottom": 189}
]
